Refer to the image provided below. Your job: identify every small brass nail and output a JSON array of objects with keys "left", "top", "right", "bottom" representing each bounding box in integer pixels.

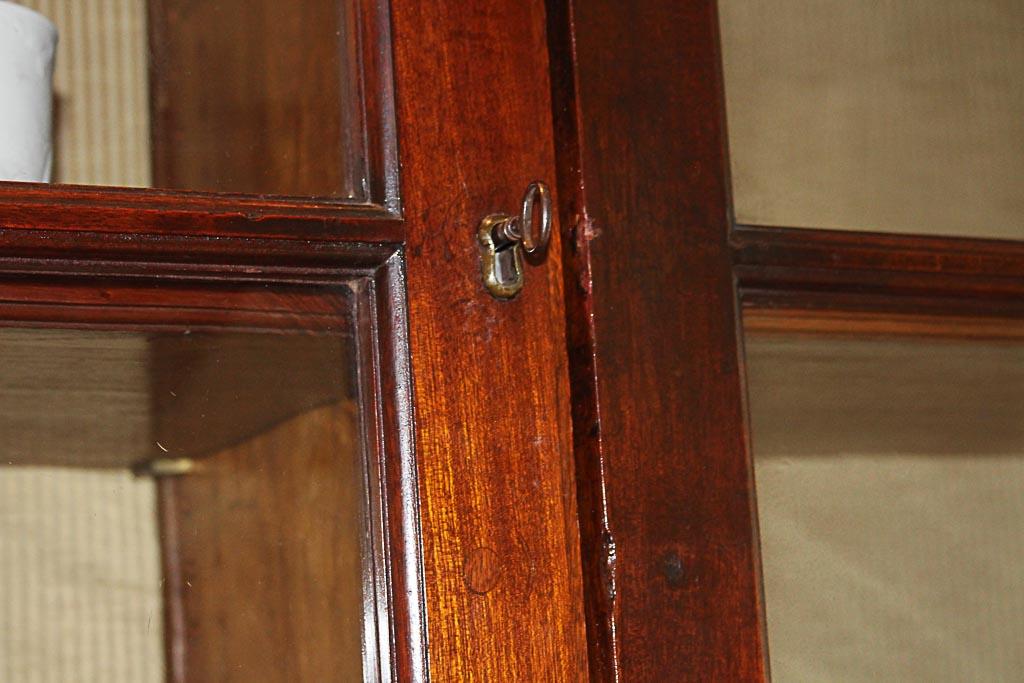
[{"left": 136, "top": 457, "right": 197, "bottom": 478}]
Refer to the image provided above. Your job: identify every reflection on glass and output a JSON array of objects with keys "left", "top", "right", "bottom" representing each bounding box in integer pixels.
[
  {"left": 719, "top": 0, "right": 1024, "bottom": 239},
  {"left": 746, "top": 331, "right": 1024, "bottom": 681},
  {"left": 0, "top": 326, "right": 367, "bottom": 682},
  {"left": 1, "top": 0, "right": 361, "bottom": 198}
]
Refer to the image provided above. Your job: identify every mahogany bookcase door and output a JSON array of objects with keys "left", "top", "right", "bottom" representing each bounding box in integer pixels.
[
  {"left": 14, "top": 0, "right": 396, "bottom": 205},
  {"left": 552, "top": 0, "right": 1024, "bottom": 681},
  {"left": 0, "top": 234, "right": 417, "bottom": 683},
  {"left": 0, "top": 0, "right": 587, "bottom": 681},
  {"left": 724, "top": 3, "right": 1024, "bottom": 680}
]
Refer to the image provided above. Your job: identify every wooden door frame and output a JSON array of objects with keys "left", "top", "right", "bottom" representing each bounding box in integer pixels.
[
  {"left": 0, "top": 230, "right": 419, "bottom": 681},
  {"left": 548, "top": 1, "right": 766, "bottom": 679},
  {"left": 0, "top": 0, "right": 590, "bottom": 680},
  {"left": 551, "top": 0, "right": 1024, "bottom": 681}
]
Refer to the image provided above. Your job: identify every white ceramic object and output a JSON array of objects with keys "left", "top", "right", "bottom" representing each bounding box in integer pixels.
[{"left": 0, "top": 1, "right": 57, "bottom": 183}]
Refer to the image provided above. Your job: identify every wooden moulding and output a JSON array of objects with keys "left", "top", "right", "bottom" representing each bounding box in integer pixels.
[
  {"left": 554, "top": 0, "right": 1024, "bottom": 678},
  {"left": 743, "top": 308, "right": 1024, "bottom": 342},
  {"left": 0, "top": 180, "right": 404, "bottom": 241},
  {"left": 0, "top": 0, "right": 401, "bottom": 242},
  {"left": 550, "top": 0, "right": 767, "bottom": 679},
  {"left": 0, "top": 0, "right": 593, "bottom": 679},
  {"left": 733, "top": 224, "right": 1024, "bottom": 321},
  {"left": 546, "top": 0, "right": 620, "bottom": 680},
  {"left": 0, "top": 229, "right": 426, "bottom": 683}
]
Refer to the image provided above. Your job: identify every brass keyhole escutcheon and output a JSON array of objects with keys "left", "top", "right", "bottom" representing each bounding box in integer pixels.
[{"left": 477, "top": 181, "right": 552, "bottom": 299}]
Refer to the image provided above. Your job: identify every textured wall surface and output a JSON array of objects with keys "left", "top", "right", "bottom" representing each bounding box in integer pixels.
[
  {"left": 720, "top": 0, "right": 1024, "bottom": 239},
  {"left": 747, "top": 335, "right": 1024, "bottom": 681},
  {"left": 18, "top": 0, "right": 151, "bottom": 187},
  {"left": 0, "top": 328, "right": 163, "bottom": 682},
  {"left": 0, "top": 468, "right": 164, "bottom": 683}
]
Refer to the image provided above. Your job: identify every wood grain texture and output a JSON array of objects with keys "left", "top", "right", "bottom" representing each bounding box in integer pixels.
[
  {"left": 0, "top": 182, "right": 402, "bottom": 242},
  {"left": 0, "top": 0, "right": 400, "bottom": 233},
  {"left": 733, "top": 225, "right": 1024, "bottom": 319},
  {"left": 743, "top": 309, "right": 1024, "bottom": 341},
  {"left": 389, "top": 0, "right": 589, "bottom": 679},
  {"left": 0, "top": 242, "right": 421, "bottom": 680},
  {"left": 553, "top": 0, "right": 767, "bottom": 679},
  {"left": 0, "top": 0, "right": 589, "bottom": 677},
  {"left": 0, "top": 270, "right": 361, "bottom": 333},
  {"left": 161, "top": 402, "right": 367, "bottom": 683},
  {"left": 148, "top": 0, "right": 399, "bottom": 209},
  {"left": 148, "top": 0, "right": 359, "bottom": 199}
]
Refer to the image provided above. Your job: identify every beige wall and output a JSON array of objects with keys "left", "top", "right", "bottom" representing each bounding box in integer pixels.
[
  {"left": 0, "top": 468, "right": 164, "bottom": 683},
  {"left": 720, "top": 0, "right": 1024, "bottom": 239},
  {"left": 747, "top": 335, "right": 1024, "bottom": 681},
  {"left": 0, "top": 331, "right": 161, "bottom": 682}
]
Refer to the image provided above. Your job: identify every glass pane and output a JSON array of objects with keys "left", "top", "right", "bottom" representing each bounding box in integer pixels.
[
  {"left": 745, "top": 330, "right": 1024, "bottom": 681},
  {"left": 720, "top": 1, "right": 1024, "bottom": 239},
  {"left": 0, "top": 0, "right": 365, "bottom": 198},
  {"left": 0, "top": 323, "right": 369, "bottom": 682}
]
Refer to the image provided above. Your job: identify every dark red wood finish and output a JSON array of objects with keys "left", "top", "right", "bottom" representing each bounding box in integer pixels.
[
  {"left": 551, "top": 0, "right": 1024, "bottom": 677},
  {"left": 733, "top": 224, "right": 1024, "bottom": 320},
  {"left": 0, "top": 181, "right": 402, "bottom": 242},
  {"left": 0, "top": 0, "right": 590, "bottom": 679},
  {"left": 8, "top": 0, "right": 1024, "bottom": 679},
  {"left": 0, "top": 0, "right": 399, "bottom": 242},
  {"left": 546, "top": 1, "right": 619, "bottom": 680},
  {"left": 743, "top": 308, "right": 1024, "bottom": 341},
  {"left": 0, "top": 232, "right": 424, "bottom": 682},
  {"left": 549, "top": 0, "right": 767, "bottom": 680},
  {"left": 390, "top": 0, "right": 589, "bottom": 678}
]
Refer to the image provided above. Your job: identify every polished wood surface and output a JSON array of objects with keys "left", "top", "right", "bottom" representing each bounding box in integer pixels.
[
  {"left": 550, "top": 0, "right": 766, "bottom": 679},
  {"left": 2, "top": 1, "right": 593, "bottom": 679},
  {"left": 26, "top": 0, "right": 1024, "bottom": 678},
  {"left": 161, "top": 402, "right": 366, "bottom": 682},
  {"left": 0, "top": 243, "right": 417, "bottom": 681},
  {"left": 390, "top": 0, "right": 589, "bottom": 678},
  {"left": 743, "top": 308, "right": 1024, "bottom": 341},
  {"left": 149, "top": 0, "right": 362, "bottom": 199},
  {"left": 720, "top": 9, "right": 1024, "bottom": 681},
  {"left": 733, "top": 225, "right": 1024, "bottom": 320},
  {"left": 0, "top": 0, "right": 590, "bottom": 678},
  {"left": 0, "top": 0, "right": 401, "bottom": 243},
  {"left": 546, "top": 1, "right": 619, "bottom": 679},
  {"left": 0, "top": 182, "right": 402, "bottom": 242}
]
